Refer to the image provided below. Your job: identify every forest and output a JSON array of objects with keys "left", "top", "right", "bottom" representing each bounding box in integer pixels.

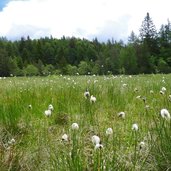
[{"left": 0, "top": 12, "right": 171, "bottom": 76}]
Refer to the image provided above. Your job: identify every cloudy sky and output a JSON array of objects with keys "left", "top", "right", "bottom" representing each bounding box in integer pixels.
[{"left": 0, "top": 0, "right": 170, "bottom": 42}]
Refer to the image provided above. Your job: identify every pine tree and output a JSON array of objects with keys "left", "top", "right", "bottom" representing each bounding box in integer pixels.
[{"left": 140, "top": 12, "right": 157, "bottom": 41}]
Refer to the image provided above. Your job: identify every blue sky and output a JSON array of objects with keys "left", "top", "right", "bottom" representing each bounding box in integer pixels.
[
  {"left": 0, "top": 0, "right": 171, "bottom": 42},
  {"left": 0, "top": 0, "right": 9, "bottom": 10}
]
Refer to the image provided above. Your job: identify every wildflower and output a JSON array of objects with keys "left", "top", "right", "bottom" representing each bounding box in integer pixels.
[
  {"left": 71, "top": 123, "right": 79, "bottom": 130},
  {"left": 136, "top": 95, "right": 141, "bottom": 99},
  {"left": 95, "top": 144, "right": 103, "bottom": 150},
  {"left": 48, "top": 104, "right": 54, "bottom": 111},
  {"left": 145, "top": 105, "right": 150, "bottom": 109},
  {"left": 169, "top": 95, "right": 171, "bottom": 101},
  {"left": 118, "top": 111, "right": 125, "bottom": 118},
  {"left": 122, "top": 83, "right": 127, "bottom": 87},
  {"left": 92, "top": 135, "right": 100, "bottom": 145},
  {"left": 161, "top": 87, "right": 166, "bottom": 92},
  {"left": 90, "top": 95, "right": 96, "bottom": 103},
  {"left": 134, "top": 88, "right": 138, "bottom": 92},
  {"left": 84, "top": 90, "right": 90, "bottom": 99},
  {"left": 28, "top": 104, "right": 32, "bottom": 109},
  {"left": 106, "top": 128, "right": 113, "bottom": 135},
  {"left": 62, "top": 134, "right": 68, "bottom": 142},
  {"left": 160, "top": 109, "right": 170, "bottom": 120},
  {"left": 8, "top": 138, "right": 15, "bottom": 145},
  {"left": 44, "top": 109, "right": 52, "bottom": 117},
  {"left": 162, "top": 79, "right": 165, "bottom": 83},
  {"left": 132, "top": 123, "right": 138, "bottom": 131},
  {"left": 142, "top": 96, "right": 146, "bottom": 103},
  {"left": 150, "top": 90, "right": 154, "bottom": 94},
  {"left": 139, "top": 141, "right": 145, "bottom": 149},
  {"left": 160, "top": 90, "right": 165, "bottom": 95}
]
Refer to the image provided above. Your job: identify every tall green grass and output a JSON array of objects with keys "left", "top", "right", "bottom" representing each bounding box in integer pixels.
[{"left": 0, "top": 74, "right": 171, "bottom": 170}]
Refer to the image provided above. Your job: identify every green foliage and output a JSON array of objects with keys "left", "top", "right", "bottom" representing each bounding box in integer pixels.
[
  {"left": 24, "top": 64, "right": 39, "bottom": 76},
  {"left": 78, "top": 61, "right": 91, "bottom": 75},
  {"left": 0, "top": 13, "right": 171, "bottom": 76},
  {"left": 0, "top": 75, "right": 171, "bottom": 170},
  {"left": 66, "top": 64, "right": 78, "bottom": 75},
  {"left": 119, "top": 45, "right": 138, "bottom": 74}
]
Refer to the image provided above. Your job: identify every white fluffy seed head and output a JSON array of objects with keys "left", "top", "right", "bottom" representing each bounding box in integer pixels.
[
  {"left": 44, "top": 109, "right": 52, "bottom": 117},
  {"left": 8, "top": 138, "right": 15, "bottom": 145},
  {"left": 139, "top": 141, "right": 145, "bottom": 149},
  {"left": 84, "top": 90, "right": 90, "bottom": 99},
  {"left": 95, "top": 144, "right": 103, "bottom": 150},
  {"left": 28, "top": 104, "right": 32, "bottom": 109},
  {"left": 48, "top": 104, "right": 54, "bottom": 111},
  {"left": 62, "top": 134, "right": 68, "bottom": 142},
  {"left": 160, "top": 90, "right": 165, "bottom": 95},
  {"left": 92, "top": 135, "right": 100, "bottom": 145},
  {"left": 106, "top": 128, "right": 113, "bottom": 135},
  {"left": 160, "top": 109, "right": 170, "bottom": 120},
  {"left": 132, "top": 123, "right": 138, "bottom": 131},
  {"left": 90, "top": 95, "right": 96, "bottom": 103},
  {"left": 161, "top": 87, "right": 166, "bottom": 92},
  {"left": 71, "top": 123, "right": 79, "bottom": 130},
  {"left": 118, "top": 112, "right": 125, "bottom": 118},
  {"left": 150, "top": 90, "right": 154, "bottom": 94}
]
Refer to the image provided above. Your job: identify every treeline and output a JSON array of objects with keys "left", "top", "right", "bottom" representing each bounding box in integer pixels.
[{"left": 0, "top": 12, "right": 171, "bottom": 76}]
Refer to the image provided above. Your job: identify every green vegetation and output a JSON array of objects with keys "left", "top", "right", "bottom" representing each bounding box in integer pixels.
[
  {"left": 0, "top": 13, "right": 171, "bottom": 76},
  {"left": 0, "top": 74, "right": 171, "bottom": 170}
]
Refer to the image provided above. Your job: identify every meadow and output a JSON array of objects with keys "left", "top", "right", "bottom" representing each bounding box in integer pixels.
[{"left": 0, "top": 74, "right": 171, "bottom": 171}]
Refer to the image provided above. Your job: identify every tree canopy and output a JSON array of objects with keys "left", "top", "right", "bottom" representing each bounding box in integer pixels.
[{"left": 0, "top": 12, "right": 171, "bottom": 76}]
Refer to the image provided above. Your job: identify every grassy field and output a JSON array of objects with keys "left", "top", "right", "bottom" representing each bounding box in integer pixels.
[{"left": 0, "top": 74, "right": 171, "bottom": 171}]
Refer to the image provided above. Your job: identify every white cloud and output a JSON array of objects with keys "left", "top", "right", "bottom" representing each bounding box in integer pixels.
[{"left": 0, "top": 0, "right": 171, "bottom": 41}]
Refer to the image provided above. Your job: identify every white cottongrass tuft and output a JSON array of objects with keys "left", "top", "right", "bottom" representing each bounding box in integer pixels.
[
  {"left": 160, "top": 109, "right": 170, "bottom": 120},
  {"left": 160, "top": 90, "right": 165, "bottom": 95},
  {"left": 62, "top": 134, "right": 69, "bottom": 142},
  {"left": 169, "top": 95, "right": 171, "bottom": 101},
  {"left": 106, "top": 128, "right": 113, "bottom": 135},
  {"left": 90, "top": 95, "right": 96, "bottom": 103},
  {"left": 95, "top": 143, "right": 103, "bottom": 150},
  {"left": 84, "top": 90, "right": 90, "bottom": 99},
  {"left": 139, "top": 141, "right": 145, "bottom": 149},
  {"left": 71, "top": 123, "right": 79, "bottom": 130},
  {"left": 48, "top": 104, "right": 54, "bottom": 111},
  {"left": 92, "top": 135, "right": 100, "bottom": 145},
  {"left": 44, "top": 109, "right": 52, "bottom": 117},
  {"left": 8, "top": 138, "right": 15, "bottom": 145},
  {"left": 136, "top": 95, "right": 141, "bottom": 99},
  {"left": 118, "top": 111, "right": 125, "bottom": 118},
  {"left": 132, "top": 123, "right": 138, "bottom": 131},
  {"left": 28, "top": 104, "right": 32, "bottom": 109},
  {"left": 150, "top": 90, "right": 154, "bottom": 94},
  {"left": 122, "top": 83, "right": 127, "bottom": 87},
  {"left": 134, "top": 88, "right": 138, "bottom": 92},
  {"left": 161, "top": 87, "right": 166, "bottom": 92}
]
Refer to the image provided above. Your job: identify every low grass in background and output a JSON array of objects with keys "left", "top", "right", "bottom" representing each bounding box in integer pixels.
[{"left": 0, "top": 74, "right": 171, "bottom": 170}]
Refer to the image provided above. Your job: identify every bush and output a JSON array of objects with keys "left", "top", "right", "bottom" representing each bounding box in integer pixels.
[{"left": 24, "top": 64, "right": 39, "bottom": 76}]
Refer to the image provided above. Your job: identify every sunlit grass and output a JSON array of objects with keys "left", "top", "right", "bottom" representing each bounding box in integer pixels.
[{"left": 0, "top": 74, "right": 171, "bottom": 170}]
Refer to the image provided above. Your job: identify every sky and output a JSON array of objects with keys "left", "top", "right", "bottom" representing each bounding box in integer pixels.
[{"left": 0, "top": 0, "right": 171, "bottom": 42}]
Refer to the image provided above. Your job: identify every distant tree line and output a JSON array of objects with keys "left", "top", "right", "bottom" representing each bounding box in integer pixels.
[{"left": 0, "top": 13, "right": 171, "bottom": 76}]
